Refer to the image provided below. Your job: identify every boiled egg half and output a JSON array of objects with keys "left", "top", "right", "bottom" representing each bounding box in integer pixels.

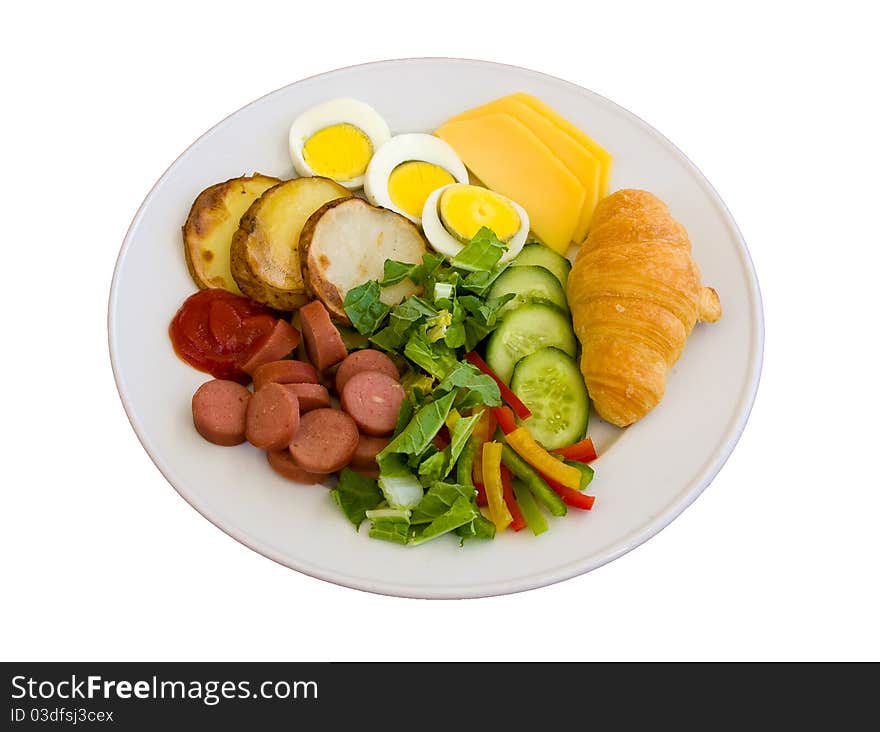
[
  {"left": 364, "top": 133, "right": 468, "bottom": 225},
  {"left": 421, "top": 183, "right": 529, "bottom": 264},
  {"left": 289, "top": 99, "right": 391, "bottom": 189}
]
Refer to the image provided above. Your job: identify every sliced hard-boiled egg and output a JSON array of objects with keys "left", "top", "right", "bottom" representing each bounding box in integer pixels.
[
  {"left": 289, "top": 99, "right": 391, "bottom": 189},
  {"left": 364, "top": 133, "right": 468, "bottom": 224},
  {"left": 422, "top": 183, "right": 529, "bottom": 264}
]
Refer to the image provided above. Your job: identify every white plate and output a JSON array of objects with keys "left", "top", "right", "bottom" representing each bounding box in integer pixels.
[{"left": 109, "top": 58, "right": 763, "bottom": 599}]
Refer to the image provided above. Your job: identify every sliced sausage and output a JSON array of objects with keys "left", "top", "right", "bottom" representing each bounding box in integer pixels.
[
  {"left": 245, "top": 383, "right": 300, "bottom": 450},
  {"left": 340, "top": 371, "right": 406, "bottom": 436},
  {"left": 191, "top": 379, "right": 251, "bottom": 446},
  {"left": 299, "top": 300, "right": 347, "bottom": 371},
  {"left": 289, "top": 408, "right": 358, "bottom": 473},
  {"left": 282, "top": 383, "right": 331, "bottom": 412},
  {"left": 266, "top": 450, "right": 326, "bottom": 485},
  {"left": 240, "top": 319, "right": 301, "bottom": 375},
  {"left": 351, "top": 433, "right": 390, "bottom": 470},
  {"left": 252, "top": 359, "right": 319, "bottom": 391},
  {"left": 335, "top": 349, "right": 399, "bottom": 394}
]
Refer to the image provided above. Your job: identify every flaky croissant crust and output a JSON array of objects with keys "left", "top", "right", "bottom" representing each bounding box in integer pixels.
[{"left": 568, "top": 190, "right": 721, "bottom": 427}]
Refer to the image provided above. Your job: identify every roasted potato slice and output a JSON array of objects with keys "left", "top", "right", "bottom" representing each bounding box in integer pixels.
[
  {"left": 182, "top": 174, "right": 281, "bottom": 293},
  {"left": 230, "top": 177, "right": 352, "bottom": 310},
  {"left": 300, "top": 197, "right": 427, "bottom": 322}
]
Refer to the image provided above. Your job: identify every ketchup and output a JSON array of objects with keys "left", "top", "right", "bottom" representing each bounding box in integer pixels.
[{"left": 169, "top": 289, "right": 276, "bottom": 383}]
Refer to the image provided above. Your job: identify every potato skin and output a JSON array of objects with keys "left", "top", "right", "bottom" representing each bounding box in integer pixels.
[
  {"left": 230, "top": 177, "right": 351, "bottom": 311},
  {"left": 183, "top": 174, "right": 281, "bottom": 293}
]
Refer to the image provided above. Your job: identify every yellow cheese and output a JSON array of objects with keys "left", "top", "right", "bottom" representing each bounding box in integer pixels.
[
  {"left": 436, "top": 113, "right": 585, "bottom": 253},
  {"left": 443, "top": 96, "right": 601, "bottom": 242},
  {"left": 511, "top": 93, "right": 613, "bottom": 199}
]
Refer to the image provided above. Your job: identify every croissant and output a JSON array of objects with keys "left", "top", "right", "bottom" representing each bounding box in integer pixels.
[{"left": 567, "top": 190, "right": 721, "bottom": 427}]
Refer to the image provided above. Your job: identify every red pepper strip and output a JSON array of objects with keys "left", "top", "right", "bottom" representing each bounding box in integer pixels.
[
  {"left": 465, "top": 352, "right": 532, "bottom": 419},
  {"left": 541, "top": 473, "right": 596, "bottom": 510},
  {"left": 492, "top": 406, "right": 518, "bottom": 435},
  {"left": 474, "top": 481, "right": 489, "bottom": 507},
  {"left": 552, "top": 437, "right": 598, "bottom": 464},
  {"left": 500, "top": 466, "right": 526, "bottom": 531},
  {"left": 432, "top": 425, "right": 451, "bottom": 451}
]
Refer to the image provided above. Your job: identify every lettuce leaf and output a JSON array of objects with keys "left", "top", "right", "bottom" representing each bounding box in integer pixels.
[
  {"left": 377, "top": 454, "right": 424, "bottom": 510},
  {"left": 456, "top": 514, "right": 497, "bottom": 543},
  {"left": 435, "top": 362, "right": 501, "bottom": 409},
  {"left": 410, "top": 495, "right": 479, "bottom": 546},
  {"left": 380, "top": 253, "right": 444, "bottom": 287},
  {"left": 380, "top": 390, "right": 457, "bottom": 459},
  {"left": 369, "top": 518, "right": 411, "bottom": 545},
  {"left": 344, "top": 280, "right": 391, "bottom": 335},
  {"left": 411, "top": 481, "right": 475, "bottom": 524},
  {"left": 417, "top": 411, "right": 482, "bottom": 486},
  {"left": 330, "top": 469, "right": 385, "bottom": 529},
  {"left": 451, "top": 227, "right": 507, "bottom": 273},
  {"left": 404, "top": 331, "right": 458, "bottom": 379}
]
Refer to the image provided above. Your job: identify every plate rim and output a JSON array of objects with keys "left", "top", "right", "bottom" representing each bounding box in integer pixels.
[{"left": 108, "top": 57, "right": 764, "bottom": 599}]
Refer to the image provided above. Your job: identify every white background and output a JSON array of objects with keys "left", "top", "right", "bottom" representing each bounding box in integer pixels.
[{"left": 2, "top": 1, "right": 878, "bottom": 661}]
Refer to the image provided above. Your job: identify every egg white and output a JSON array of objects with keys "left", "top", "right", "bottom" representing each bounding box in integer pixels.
[
  {"left": 421, "top": 183, "right": 530, "bottom": 264},
  {"left": 288, "top": 98, "right": 391, "bottom": 189},
  {"left": 363, "top": 134, "right": 468, "bottom": 224}
]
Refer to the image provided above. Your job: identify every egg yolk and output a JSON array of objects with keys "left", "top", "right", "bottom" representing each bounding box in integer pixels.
[
  {"left": 303, "top": 124, "right": 373, "bottom": 181},
  {"left": 438, "top": 184, "right": 521, "bottom": 242},
  {"left": 387, "top": 161, "right": 455, "bottom": 218}
]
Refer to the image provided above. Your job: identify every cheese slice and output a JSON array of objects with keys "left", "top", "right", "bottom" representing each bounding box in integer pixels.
[
  {"left": 443, "top": 96, "right": 601, "bottom": 242},
  {"left": 511, "top": 93, "right": 613, "bottom": 199},
  {"left": 436, "top": 113, "right": 585, "bottom": 253}
]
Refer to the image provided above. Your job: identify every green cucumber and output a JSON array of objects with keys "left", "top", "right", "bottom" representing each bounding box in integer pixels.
[
  {"left": 485, "top": 303, "right": 577, "bottom": 384},
  {"left": 487, "top": 265, "right": 569, "bottom": 315},
  {"left": 511, "top": 243, "right": 572, "bottom": 287},
  {"left": 510, "top": 347, "right": 589, "bottom": 449}
]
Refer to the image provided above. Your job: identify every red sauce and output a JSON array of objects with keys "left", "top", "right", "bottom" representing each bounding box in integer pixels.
[{"left": 169, "top": 289, "right": 276, "bottom": 383}]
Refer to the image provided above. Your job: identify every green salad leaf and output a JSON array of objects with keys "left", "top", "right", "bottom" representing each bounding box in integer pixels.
[
  {"left": 411, "top": 482, "right": 475, "bottom": 524},
  {"left": 344, "top": 280, "right": 391, "bottom": 335},
  {"left": 410, "top": 495, "right": 479, "bottom": 546},
  {"left": 451, "top": 227, "right": 507, "bottom": 272},
  {"left": 380, "top": 391, "right": 457, "bottom": 459},
  {"left": 435, "top": 362, "right": 501, "bottom": 409},
  {"left": 369, "top": 517, "right": 411, "bottom": 545},
  {"left": 456, "top": 514, "right": 497, "bottom": 543},
  {"left": 404, "top": 331, "right": 458, "bottom": 379},
  {"left": 380, "top": 253, "right": 444, "bottom": 287},
  {"left": 376, "top": 454, "right": 424, "bottom": 510},
  {"left": 330, "top": 469, "right": 385, "bottom": 529}
]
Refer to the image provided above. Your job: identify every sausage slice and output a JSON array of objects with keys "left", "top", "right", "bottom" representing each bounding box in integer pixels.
[
  {"left": 282, "top": 383, "right": 331, "bottom": 412},
  {"left": 192, "top": 379, "right": 251, "bottom": 446},
  {"left": 241, "top": 319, "right": 301, "bottom": 375},
  {"left": 252, "top": 359, "right": 319, "bottom": 391},
  {"left": 289, "top": 408, "right": 358, "bottom": 473},
  {"left": 245, "top": 383, "right": 300, "bottom": 450},
  {"left": 267, "top": 450, "right": 326, "bottom": 485},
  {"left": 351, "top": 433, "right": 391, "bottom": 470},
  {"left": 299, "top": 300, "right": 347, "bottom": 370},
  {"left": 335, "top": 349, "right": 399, "bottom": 394},
  {"left": 340, "top": 371, "right": 406, "bottom": 436}
]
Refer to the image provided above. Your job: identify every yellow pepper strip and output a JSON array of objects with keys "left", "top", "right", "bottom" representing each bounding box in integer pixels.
[
  {"left": 445, "top": 408, "right": 461, "bottom": 430},
  {"left": 505, "top": 427, "right": 582, "bottom": 490},
  {"left": 470, "top": 408, "right": 493, "bottom": 485},
  {"left": 482, "top": 441, "right": 513, "bottom": 532}
]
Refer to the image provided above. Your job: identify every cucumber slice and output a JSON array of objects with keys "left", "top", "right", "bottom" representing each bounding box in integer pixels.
[
  {"left": 485, "top": 303, "right": 577, "bottom": 383},
  {"left": 487, "top": 265, "right": 569, "bottom": 314},
  {"left": 511, "top": 243, "right": 572, "bottom": 287},
  {"left": 510, "top": 347, "right": 589, "bottom": 449}
]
